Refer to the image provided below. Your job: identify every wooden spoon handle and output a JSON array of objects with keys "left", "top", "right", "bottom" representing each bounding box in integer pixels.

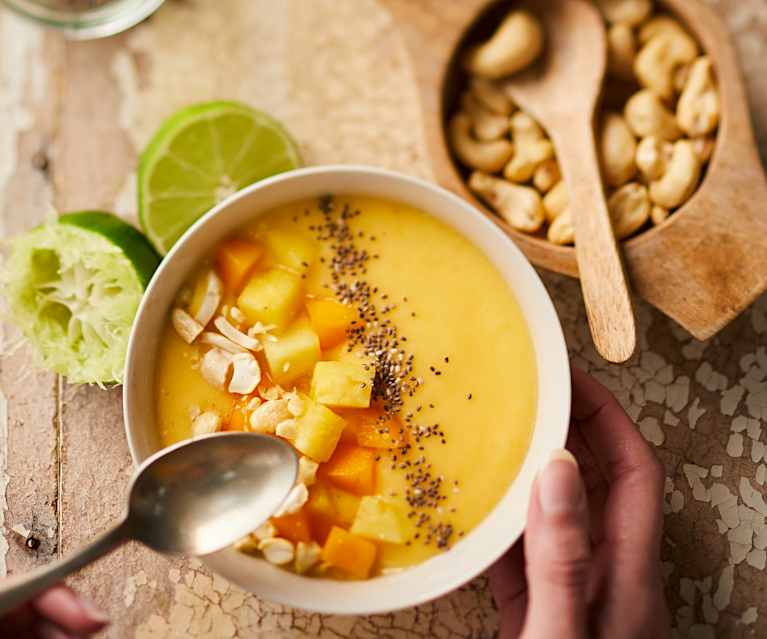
[{"left": 554, "top": 125, "right": 637, "bottom": 363}]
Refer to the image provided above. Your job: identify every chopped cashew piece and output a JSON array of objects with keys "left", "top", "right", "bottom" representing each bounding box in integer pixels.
[
  {"left": 192, "top": 411, "right": 221, "bottom": 437},
  {"left": 595, "top": 0, "right": 652, "bottom": 26},
  {"left": 607, "top": 23, "right": 637, "bottom": 81},
  {"left": 634, "top": 30, "right": 698, "bottom": 100},
  {"left": 509, "top": 111, "right": 545, "bottom": 143},
  {"left": 298, "top": 456, "right": 319, "bottom": 486},
  {"left": 625, "top": 90, "right": 682, "bottom": 141},
  {"left": 639, "top": 16, "right": 691, "bottom": 46},
  {"left": 692, "top": 136, "right": 715, "bottom": 163},
  {"left": 449, "top": 113, "right": 513, "bottom": 172},
  {"left": 259, "top": 538, "right": 294, "bottom": 565},
  {"left": 599, "top": 112, "right": 637, "bottom": 187},
  {"left": 235, "top": 535, "right": 259, "bottom": 555},
  {"left": 295, "top": 541, "right": 322, "bottom": 574},
  {"left": 469, "top": 171, "right": 545, "bottom": 232},
  {"left": 172, "top": 309, "right": 203, "bottom": 344},
  {"left": 199, "top": 332, "right": 248, "bottom": 354},
  {"left": 275, "top": 419, "right": 298, "bottom": 440},
  {"left": 228, "top": 353, "right": 262, "bottom": 395},
  {"left": 677, "top": 56, "right": 720, "bottom": 137},
  {"left": 636, "top": 136, "right": 673, "bottom": 181},
  {"left": 547, "top": 208, "right": 575, "bottom": 245},
  {"left": 503, "top": 138, "right": 554, "bottom": 183},
  {"left": 274, "top": 483, "right": 309, "bottom": 517},
  {"left": 651, "top": 205, "right": 670, "bottom": 225},
  {"left": 608, "top": 183, "right": 651, "bottom": 239},
  {"left": 192, "top": 270, "right": 223, "bottom": 327},
  {"left": 200, "top": 348, "right": 233, "bottom": 389},
  {"left": 463, "top": 10, "right": 544, "bottom": 79},
  {"left": 230, "top": 306, "right": 247, "bottom": 325},
  {"left": 470, "top": 77, "right": 515, "bottom": 115},
  {"left": 649, "top": 140, "right": 702, "bottom": 209},
  {"left": 533, "top": 159, "right": 561, "bottom": 193},
  {"left": 542, "top": 180, "right": 569, "bottom": 222},
  {"left": 285, "top": 393, "right": 305, "bottom": 417},
  {"left": 253, "top": 521, "right": 277, "bottom": 541},
  {"left": 248, "top": 399, "right": 291, "bottom": 434},
  {"left": 214, "top": 316, "right": 262, "bottom": 351},
  {"left": 461, "top": 93, "right": 510, "bottom": 141}
]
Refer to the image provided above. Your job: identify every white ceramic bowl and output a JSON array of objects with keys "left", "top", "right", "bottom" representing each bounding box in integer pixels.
[{"left": 123, "top": 165, "right": 570, "bottom": 615}]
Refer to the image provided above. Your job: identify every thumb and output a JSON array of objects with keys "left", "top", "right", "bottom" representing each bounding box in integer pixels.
[{"left": 522, "top": 450, "right": 591, "bottom": 639}]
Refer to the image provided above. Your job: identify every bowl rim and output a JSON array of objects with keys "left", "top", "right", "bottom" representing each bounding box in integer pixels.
[{"left": 123, "top": 164, "right": 571, "bottom": 614}]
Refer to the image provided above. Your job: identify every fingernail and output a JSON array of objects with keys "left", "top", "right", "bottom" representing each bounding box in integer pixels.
[
  {"left": 78, "top": 596, "right": 110, "bottom": 625},
  {"left": 538, "top": 449, "right": 583, "bottom": 516}
]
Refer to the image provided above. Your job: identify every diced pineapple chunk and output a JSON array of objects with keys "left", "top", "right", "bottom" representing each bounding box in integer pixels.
[
  {"left": 263, "top": 322, "right": 321, "bottom": 385},
  {"left": 306, "top": 298, "right": 356, "bottom": 349},
  {"left": 328, "top": 486, "right": 361, "bottom": 526},
  {"left": 237, "top": 268, "right": 302, "bottom": 329},
  {"left": 263, "top": 229, "right": 317, "bottom": 272},
  {"left": 351, "top": 496, "right": 411, "bottom": 544},
  {"left": 311, "top": 359, "right": 374, "bottom": 408},
  {"left": 215, "top": 238, "right": 263, "bottom": 292},
  {"left": 293, "top": 398, "right": 346, "bottom": 462}
]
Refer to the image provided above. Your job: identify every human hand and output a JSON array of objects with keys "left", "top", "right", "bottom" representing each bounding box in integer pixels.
[
  {"left": 2, "top": 584, "right": 108, "bottom": 638},
  {"left": 489, "top": 366, "right": 670, "bottom": 638}
]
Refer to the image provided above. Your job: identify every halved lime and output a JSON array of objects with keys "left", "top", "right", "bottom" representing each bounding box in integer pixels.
[
  {"left": 2, "top": 212, "right": 161, "bottom": 384},
  {"left": 138, "top": 101, "right": 303, "bottom": 255}
]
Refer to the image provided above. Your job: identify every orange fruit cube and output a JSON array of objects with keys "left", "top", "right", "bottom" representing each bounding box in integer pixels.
[
  {"left": 321, "top": 526, "right": 377, "bottom": 579},
  {"left": 320, "top": 444, "right": 376, "bottom": 495},
  {"left": 215, "top": 238, "right": 263, "bottom": 292},
  {"left": 306, "top": 298, "right": 356, "bottom": 349},
  {"left": 272, "top": 509, "right": 312, "bottom": 544}
]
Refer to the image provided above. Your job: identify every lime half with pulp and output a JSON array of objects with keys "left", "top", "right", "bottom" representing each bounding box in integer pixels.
[
  {"left": 138, "top": 101, "right": 303, "bottom": 255},
  {"left": 2, "top": 212, "right": 161, "bottom": 384}
]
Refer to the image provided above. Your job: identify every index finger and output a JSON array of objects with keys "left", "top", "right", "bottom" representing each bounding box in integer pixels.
[{"left": 570, "top": 366, "right": 665, "bottom": 571}]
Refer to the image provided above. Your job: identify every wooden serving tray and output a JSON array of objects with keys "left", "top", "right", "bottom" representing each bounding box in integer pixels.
[{"left": 382, "top": 0, "right": 767, "bottom": 341}]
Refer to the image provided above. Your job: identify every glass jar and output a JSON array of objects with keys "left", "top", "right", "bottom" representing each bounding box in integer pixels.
[{"left": 3, "top": 0, "right": 165, "bottom": 39}]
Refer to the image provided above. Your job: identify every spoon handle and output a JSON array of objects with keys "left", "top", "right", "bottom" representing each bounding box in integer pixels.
[
  {"left": 0, "top": 517, "right": 131, "bottom": 616},
  {"left": 554, "top": 124, "right": 637, "bottom": 363}
]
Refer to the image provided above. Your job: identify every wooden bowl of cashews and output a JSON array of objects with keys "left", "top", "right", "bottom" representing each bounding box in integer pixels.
[{"left": 382, "top": 0, "right": 767, "bottom": 340}]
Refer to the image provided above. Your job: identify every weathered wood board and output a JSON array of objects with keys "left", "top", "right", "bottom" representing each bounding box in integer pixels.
[{"left": 1, "top": 0, "right": 766, "bottom": 636}]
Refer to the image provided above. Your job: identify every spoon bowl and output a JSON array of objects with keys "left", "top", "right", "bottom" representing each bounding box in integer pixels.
[{"left": 129, "top": 432, "right": 298, "bottom": 555}]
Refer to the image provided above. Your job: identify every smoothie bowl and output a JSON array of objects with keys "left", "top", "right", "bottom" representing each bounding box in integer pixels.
[{"left": 123, "top": 165, "right": 570, "bottom": 614}]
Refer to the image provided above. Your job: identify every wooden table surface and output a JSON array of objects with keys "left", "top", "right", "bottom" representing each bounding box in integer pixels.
[{"left": 1, "top": 1, "right": 766, "bottom": 637}]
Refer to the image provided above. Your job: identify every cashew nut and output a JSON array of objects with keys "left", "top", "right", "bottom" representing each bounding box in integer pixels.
[
  {"left": 625, "top": 89, "right": 682, "bottom": 141},
  {"left": 650, "top": 205, "right": 670, "bottom": 225},
  {"left": 461, "top": 92, "right": 510, "bottom": 141},
  {"left": 638, "top": 16, "right": 691, "bottom": 45},
  {"left": 608, "top": 183, "right": 652, "bottom": 239},
  {"left": 692, "top": 136, "right": 715, "bottom": 163},
  {"left": 677, "top": 56, "right": 720, "bottom": 137},
  {"left": 542, "top": 180, "right": 569, "bottom": 222},
  {"left": 673, "top": 63, "right": 691, "bottom": 94},
  {"left": 649, "top": 139, "right": 702, "bottom": 209},
  {"left": 464, "top": 10, "right": 544, "bottom": 79},
  {"left": 634, "top": 30, "right": 698, "bottom": 101},
  {"left": 595, "top": 0, "right": 652, "bottom": 26},
  {"left": 470, "top": 77, "right": 515, "bottom": 116},
  {"left": 533, "top": 159, "right": 561, "bottom": 193},
  {"left": 635, "top": 136, "right": 673, "bottom": 181},
  {"left": 599, "top": 112, "right": 637, "bottom": 187},
  {"left": 504, "top": 111, "right": 553, "bottom": 182},
  {"left": 547, "top": 208, "right": 575, "bottom": 245},
  {"left": 607, "top": 23, "right": 637, "bottom": 81},
  {"left": 448, "top": 113, "right": 513, "bottom": 172},
  {"left": 468, "top": 171, "right": 545, "bottom": 232}
]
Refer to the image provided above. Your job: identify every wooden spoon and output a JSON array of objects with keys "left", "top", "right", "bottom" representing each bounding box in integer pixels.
[{"left": 501, "top": 0, "right": 636, "bottom": 363}]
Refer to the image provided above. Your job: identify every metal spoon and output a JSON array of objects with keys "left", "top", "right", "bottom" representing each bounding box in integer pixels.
[
  {"left": 0, "top": 432, "right": 297, "bottom": 616},
  {"left": 502, "top": 0, "right": 637, "bottom": 363}
]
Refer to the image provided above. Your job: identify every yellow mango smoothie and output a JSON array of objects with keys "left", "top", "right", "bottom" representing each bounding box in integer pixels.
[{"left": 154, "top": 195, "right": 537, "bottom": 579}]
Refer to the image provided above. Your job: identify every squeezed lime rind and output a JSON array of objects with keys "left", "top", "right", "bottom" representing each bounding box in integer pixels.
[
  {"left": 3, "top": 212, "right": 160, "bottom": 385},
  {"left": 138, "top": 100, "right": 303, "bottom": 256}
]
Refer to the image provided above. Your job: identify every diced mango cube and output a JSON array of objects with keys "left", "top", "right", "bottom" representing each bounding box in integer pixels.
[
  {"left": 320, "top": 444, "right": 376, "bottom": 495},
  {"left": 263, "top": 322, "right": 321, "bottom": 386},
  {"left": 328, "top": 486, "right": 361, "bottom": 526},
  {"left": 306, "top": 298, "right": 356, "bottom": 349},
  {"left": 352, "top": 410, "right": 407, "bottom": 449},
  {"left": 272, "top": 509, "right": 312, "bottom": 544},
  {"left": 237, "top": 268, "right": 302, "bottom": 329},
  {"left": 351, "top": 496, "right": 411, "bottom": 544},
  {"left": 293, "top": 398, "right": 346, "bottom": 462},
  {"left": 311, "top": 359, "right": 374, "bottom": 409},
  {"left": 321, "top": 527, "right": 377, "bottom": 579},
  {"left": 264, "top": 229, "right": 317, "bottom": 272},
  {"left": 215, "top": 238, "right": 263, "bottom": 292}
]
